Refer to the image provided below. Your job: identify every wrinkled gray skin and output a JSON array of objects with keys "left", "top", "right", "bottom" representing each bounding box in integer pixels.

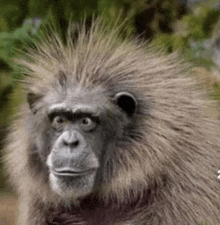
[{"left": 42, "top": 89, "right": 135, "bottom": 201}]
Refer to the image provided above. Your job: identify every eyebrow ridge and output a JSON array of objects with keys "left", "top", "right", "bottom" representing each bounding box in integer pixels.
[{"left": 48, "top": 104, "right": 101, "bottom": 117}]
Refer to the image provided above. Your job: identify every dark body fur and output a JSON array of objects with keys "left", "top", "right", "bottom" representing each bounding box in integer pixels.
[{"left": 4, "top": 19, "right": 220, "bottom": 225}]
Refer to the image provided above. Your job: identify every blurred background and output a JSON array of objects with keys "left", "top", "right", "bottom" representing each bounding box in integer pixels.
[{"left": 1, "top": 0, "right": 220, "bottom": 224}]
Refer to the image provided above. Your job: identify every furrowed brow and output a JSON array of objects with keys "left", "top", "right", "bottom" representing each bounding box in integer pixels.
[
  {"left": 73, "top": 106, "right": 100, "bottom": 117},
  {"left": 48, "top": 103, "right": 70, "bottom": 116},
  {"left": 48, "top": 104, "right": 101, "bottom": 119}
]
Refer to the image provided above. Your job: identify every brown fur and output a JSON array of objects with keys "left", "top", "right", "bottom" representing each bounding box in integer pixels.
[{"left": 4, "top": 18, "right": 220, "bottom": 225}]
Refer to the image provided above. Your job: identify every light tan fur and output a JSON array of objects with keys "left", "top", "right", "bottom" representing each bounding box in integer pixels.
[{"left": 4, "top": 18, "right": 220, "bottom": 224}]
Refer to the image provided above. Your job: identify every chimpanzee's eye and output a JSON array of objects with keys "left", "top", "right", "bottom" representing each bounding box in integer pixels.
[
  {"left": 81, "top": 117, "right": 92, "bottom": 125},
  {"left": 55, "top": 116, "right": 65, "bottom": 123},
  {"left": 79, "top": 117, "right": 97, "bottom": 131},
  {"left": 52, "top": 116, "right": 66, "bottom": 129}
]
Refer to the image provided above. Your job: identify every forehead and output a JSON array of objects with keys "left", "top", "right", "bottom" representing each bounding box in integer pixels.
[{"left": 46, "top": 85, "right": 110, "bottom": 113}]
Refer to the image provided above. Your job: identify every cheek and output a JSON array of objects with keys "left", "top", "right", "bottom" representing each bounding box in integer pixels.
[
  {"left": 89, "top": 128, "right": 109, "bottom": 158},
  {"left": 46, "top": 153, "right": 53, "bottom": 168},
  {"left": 36, "top": 129, "right": 54, "bottom": 162}
]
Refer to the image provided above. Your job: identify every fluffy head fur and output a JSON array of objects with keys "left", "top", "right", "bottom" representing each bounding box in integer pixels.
[{"left": 4, "top": 18, "right": 220, "bottom": 224}]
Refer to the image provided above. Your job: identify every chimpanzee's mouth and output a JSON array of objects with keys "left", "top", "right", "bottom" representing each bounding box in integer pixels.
[{"left": 51, "top": 167, "right": 95, "bottom": 177}]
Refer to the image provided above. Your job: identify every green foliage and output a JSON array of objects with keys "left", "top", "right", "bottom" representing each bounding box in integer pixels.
[
  {"left": 185, "top": 39, "right": 214, "bottom": 68},
  {"left": 153, "top": 1, "right": 220, "bottom": 47},
  {"left": 210, "top": 82, "right": 220, "bottom": 103},
  {"left": 152, "top": 1, "right": 220, "bottom": 68},
  {"left": 0, "top": 18, "right": 40, "bottom": 69},
  {"left": 0, "top": 0, "right": 29, "bottom": 30},
  {"left": 198, "top": 222, "right": 213, "bottom": 225},
  {"left": 180, "top": 3, "right": 220, "bottom": 40},
  {"left": 153, "top": 33, "right": 188, "bottom": 52}
]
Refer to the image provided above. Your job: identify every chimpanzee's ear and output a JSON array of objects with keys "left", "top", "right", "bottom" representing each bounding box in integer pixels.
[
  {"left": 27, "top": 92, "right": 43, "bottom": 114},
  {"left": 114, "top": 92, "right": 137, "bottom": 116}
]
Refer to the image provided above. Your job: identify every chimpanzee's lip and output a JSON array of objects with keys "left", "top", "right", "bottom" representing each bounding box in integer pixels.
[{"left": 51, "top": 167, "right": 96, "bottom": 177}]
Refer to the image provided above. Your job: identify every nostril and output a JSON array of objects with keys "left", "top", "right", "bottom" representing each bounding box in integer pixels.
[
  {"left": 63, "top": 139, "right": 79, "bottom": 147},
  {"left": 63, "top": 140, "right": 68, "bottom": 146},
  {"left": 70, "top": 140, "right": 79, "bottom": 148}
]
